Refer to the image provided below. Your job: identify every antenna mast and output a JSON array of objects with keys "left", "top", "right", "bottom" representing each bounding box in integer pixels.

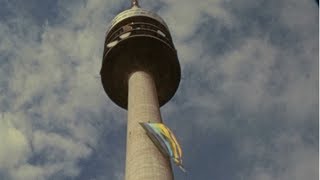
[{"left": 131, "top": 0, "right": 140, "bottom": 7}]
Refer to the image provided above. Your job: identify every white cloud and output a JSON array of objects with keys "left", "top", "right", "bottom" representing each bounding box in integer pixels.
[
  {"left": 0, "top": 117, "right": 30, "bottom": 170},
  {"left": 239, "top": 132, "right": 317, "bottom": 180},
  {"left": 0, "top": 0, "right": 125, "bottom": 179},
  {"left": 32, "top": 131, "right": 91, "bottom": 161},
  {"left": 0, "top": 0, "right": 317, "bottom": 179},
  {"left": 162, "top": 1, "right": 317, "bottom": 179},
  {"left": 11, "top": 164, "right": 46, "bottom": 180}
]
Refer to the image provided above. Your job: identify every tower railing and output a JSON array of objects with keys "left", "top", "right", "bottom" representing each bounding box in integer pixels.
[
  {"left": 108, "top": 8, "right": 168, "bottom": 31},
  {"left": 103, "top": 22, "right": 174, "bottom": 58},
  {"left": 106, "top": 22, "right": 171, "bottom": 44}
]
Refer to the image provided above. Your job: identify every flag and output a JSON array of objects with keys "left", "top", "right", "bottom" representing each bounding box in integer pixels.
[{"left": 140, "top": 122, "right": 186, "bottom": 172}]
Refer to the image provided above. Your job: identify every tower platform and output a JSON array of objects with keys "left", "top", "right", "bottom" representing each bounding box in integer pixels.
[{"left": 101, "top": 5, "right": 180, "bottom": 109}]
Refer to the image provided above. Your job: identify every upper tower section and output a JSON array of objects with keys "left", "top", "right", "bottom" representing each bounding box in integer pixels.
[
  {"left": 104, "top": 1, "right": 173, "bottom": 52},
  {"left": 108, "top": 0, "right": 167, "bottom": 31},
  {"left": 101, "top": 0, "right": 181, "bottom": 109}
]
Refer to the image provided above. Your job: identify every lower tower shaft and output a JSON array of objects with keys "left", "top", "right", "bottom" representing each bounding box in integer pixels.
[{"left": 126, "top": 71, "right": 173, "bottom": 180}]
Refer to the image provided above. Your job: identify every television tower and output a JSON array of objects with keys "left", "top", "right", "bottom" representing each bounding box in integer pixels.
[{"left": 100, "top": 0, "right": 180, "bottom": 179}]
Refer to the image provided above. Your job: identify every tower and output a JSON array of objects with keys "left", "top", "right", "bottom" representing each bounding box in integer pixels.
[{"left": 100, "top": 0, "right": 180, "bottom": 179}]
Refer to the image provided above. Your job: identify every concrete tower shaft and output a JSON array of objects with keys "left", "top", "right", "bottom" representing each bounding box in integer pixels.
[
  {"left": 126, "top": 71, "right": 173, "bottom": 180},
  {"left": 101, "top": 2, "right": 180, "bottom": 109}
]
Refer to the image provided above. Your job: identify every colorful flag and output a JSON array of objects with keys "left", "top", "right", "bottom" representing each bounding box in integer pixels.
[{"left": 140, "top": 122, "right": 186, "bottom": 172}]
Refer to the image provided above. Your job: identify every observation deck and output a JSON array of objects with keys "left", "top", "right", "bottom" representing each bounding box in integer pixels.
[{"left": 100, "top": 5, "right": 181, "bottom": 109}]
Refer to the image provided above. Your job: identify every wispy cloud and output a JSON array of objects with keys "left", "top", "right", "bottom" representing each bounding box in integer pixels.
[{"left": 0, "top": 0, "right": 317, "bottom": 179}]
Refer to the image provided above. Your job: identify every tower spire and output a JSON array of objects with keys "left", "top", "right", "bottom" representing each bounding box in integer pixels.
[{"left": 131, "top": 0, "right": 140, "bottom": 7}]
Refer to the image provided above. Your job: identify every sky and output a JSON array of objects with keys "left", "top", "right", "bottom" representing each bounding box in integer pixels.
[{"left": 0, "top": 0, "right": 318, "bottom": 180}]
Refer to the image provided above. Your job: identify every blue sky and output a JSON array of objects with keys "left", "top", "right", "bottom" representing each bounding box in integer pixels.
[{"left": 0, "top": 0, "right": 318, "bottom": 180}]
